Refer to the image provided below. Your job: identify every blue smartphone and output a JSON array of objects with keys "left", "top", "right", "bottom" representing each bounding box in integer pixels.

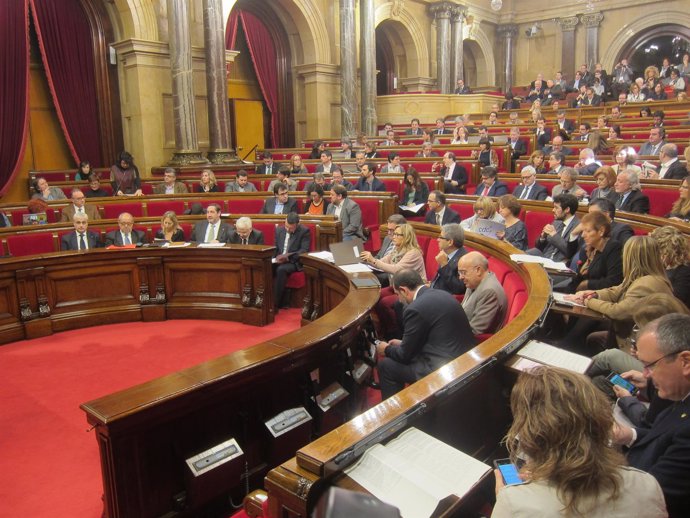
[
  {"left": 606, "top": 373, "right": 639, "bottom": 396},
  {"left": 493, "top": 458, "right": 525, "bottom": 486}
]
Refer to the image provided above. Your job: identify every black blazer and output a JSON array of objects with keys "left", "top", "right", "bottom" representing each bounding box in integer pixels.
[
  {"left": 274, "top": 224, "right": 311, "bottom": 268},
  {"left": 227, "top": 229, "right": 265, "bottom": 245},
  {"left": 474, "top": 181, "right": 509, "bottom": 197},
  {"left": 61, "top": 231, "right": 101, "bottom": 251},
  {"left": 617, "top": 190, "right": 650, "bottom": 214},
  {"left": 568, "top": 238, "right": 623, "bottom": 292},
  {"left": 509, "top": 139, "right": 527, "bottom": 160},
  {"left": 255, "top": 163, "right": 283, "bottom": 175},
  {"left": 261, "top": 197, "right": 298, "bottom": 215},
  {"left": 424, "top": 207, "right": 461, "bottom": 226},
  {"left": 431, "top": 247, "right": 467, "bottom": 295},
  {"left": 401, "top": 183, "right": 429, "bottom": 206},
  {"left": 104, "top": 229, "right": 146, "bottom": 246},
  {"left": 513, "top": 183, "right": 549, "bottom": 201},
  {"left": 439, "top": 163, "right": 468, "bottom": 194},
  {"left": 534, "top": 129, "right": 552, "bottom": 150},
  {"left": 384, "top": 287, "right": 475, "bottom": 379},
  {"left": 154, "top": 228, "right": 185, "bottom": 242},
  {"left": 662, "top": 161, "right": 688, "bottom": 180}
]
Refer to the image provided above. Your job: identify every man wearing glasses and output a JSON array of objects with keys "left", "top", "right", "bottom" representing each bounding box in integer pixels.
[
  {"left": 424, "top": 190, "right": 461, "bottom": 226},
  {"left": 613, "top": 314, "right": 690, "bottom": 517},
  {"left": 457, "top": 251, "right": 507, "bottom": 335},
  {"left": 105, "top": 212, "right": 145, "bottom": 246},
  {"left": 430, "top": 224, "right": 467, "bottom": 295},
  {"left": 261, "top": 184, "right": 298, "bottom": 214},
  {"left": 60, "top": 188, "right": 101, "bottom": 222},
  {"left": 513, "top": 166, "right": 548, "bottom": 201}
]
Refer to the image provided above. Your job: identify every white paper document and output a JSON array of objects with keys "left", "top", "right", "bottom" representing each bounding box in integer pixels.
[
  {"left": 467, "top": 218, "right": 506, "bottom": 240},
  {"left": 552, "top": 291, "right": 585, "bottom": 307},
  {"left": 197, "top": 242, "right": 226, "bottom": 248},
  {"left": 510, "top": 254, "right": 571, "bottom": 272},
  {"left": 518, "top": 340, "right": 592, "bottom": 374},
  {"left": 344, "top": 427, "right": 491, "bottom": 518},
  {"left": 339, "top": 263, "right": 374, "bottom": 273},
  {"left": 308, "top": 251, "right": 334, "bottom": 262},
  {"left": 399, "top": 203, "right": 426, "bottom": 214}
]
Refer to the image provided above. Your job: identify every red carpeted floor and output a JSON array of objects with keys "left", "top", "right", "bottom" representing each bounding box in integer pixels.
[{"left": 0, "top": 311, "right": 302, "bottom": 518}]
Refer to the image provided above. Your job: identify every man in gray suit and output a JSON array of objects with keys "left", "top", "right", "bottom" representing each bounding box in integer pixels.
[
  {"left": 458, "top": 251, "right": 507, "bottom": 335},
  {"left": 190, "top": 203, "right": 233, "bottom": 243},
  {"left": 224, "top": 170, "right": 258, "bottom": 192},
  {"left": 327, "top": 185, "right": 364, "bottom": 241},
  {"left": 375, "top": 269, "right": 475, "bottom": 399}
]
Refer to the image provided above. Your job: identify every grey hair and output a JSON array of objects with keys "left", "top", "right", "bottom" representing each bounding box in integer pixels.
[
  {"left": 235, "top": 216, "right": 252, "bottom": 230},
  {"left": 644, "top": 314, "right": 690, "bottom": 355},
  {"left": 441, "top": 223, "right": 465, "bottom": 248}
]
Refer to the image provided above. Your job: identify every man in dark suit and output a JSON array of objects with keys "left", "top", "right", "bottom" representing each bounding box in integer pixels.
[
  {"left": 375, "top": 269, "right": 475, "bottom": 399},
  {"left": 353, "top": 163, "right": 386, "bottom": 192},
  {"left": 255, "top": 151, "right": 282, "bottom": 175},
  {"left": 453, "top": 79, "right": 471, "bottom": 94},
  {"left": 261, "top": 184, "right": 299, "bottom": 214},
  {"left": 432, "top": 118, "right": 448, "bottom": 136},
  {"left": 588, "top": 199, "right": 634, "bottom": 246},
  {"left": 534, "top": 117, "right": 552, "bottom": 150},
  {"left": 430, "top": 223, "right": 466, "bottom": 295},
  {"left": 425, "top": 190, "right": 461, "bottom": 226},
  {"left": 614, "top": 314, "right": 690, "bottom": 518},
  {"left": 614, "top": 171, "right": 650, "bottom": 214},
  {"left": 273, "top": 212, "right": 310, "bottom": 311},
  {"left": 61, "top": 213, "right": 101, "bottom": 251},
  {"left": 579, "top": 86, "right": 601, "bottom": 106},
  {"left": 405, "top": 118, "right": 422, "bottom": 135},
  {"left": 657, "top": 144, "right": 688, "bottom": 180},
  {"left": 508, "top": 127, "right": 527, "bottom": 162},
  {"left": 555, "top": 110, "right": 576, "bottom": 135},
  {"left": 543, "top": 136, "right": 573, "bottom": 157},
  {"left": 513, "top": 166, "right": 549, "bottom": 201},
  {"left": 529, "top": 194, "right": 580, "bottom": 262},
  {"left": 227, "top": 216, "right": 264, "bottom": 245},
  {"left": 474, "top": 167, "right": 509, "bottom": 197},
  {"left": 190, "top": 203, "right": 233, "bottom": 243},
  {"left": 433, "top": 152, "right": 467, "bottom": 194},
  {"left": 105, "top": 212, "right": 146, "bottom": 246}
]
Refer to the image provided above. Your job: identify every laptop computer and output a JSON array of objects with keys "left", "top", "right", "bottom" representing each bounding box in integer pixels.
[
  {"left": 23, "top": 213, "right": 48, "bottom": 225},
  {"left": 329, "top": 238, "right": 365, "bottom": 266}
]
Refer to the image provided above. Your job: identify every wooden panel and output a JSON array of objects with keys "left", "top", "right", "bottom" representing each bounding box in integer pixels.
[{"left": 233, "top": 100, "right": 265, "bottom": 158}]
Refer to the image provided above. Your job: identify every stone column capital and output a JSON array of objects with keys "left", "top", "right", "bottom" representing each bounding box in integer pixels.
[
  {"left": 497, "top": 24, "right": 518, "bottom": 38},
  {"left": 557, "top": 16, "right": 579, "bottom": 32},
  {"left": 429, "top": 1, "right": 454, "bottom": 20},
  {"left": 450, "top": 5, "right": 466, "bottom": 22},
  {"left": 580, "top": 12, "right": 604, "bottom": 28}
]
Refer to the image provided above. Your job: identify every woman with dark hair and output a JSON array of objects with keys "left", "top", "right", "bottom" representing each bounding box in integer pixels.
[
  {"left": 492, "top": 367, "right": 666, "bottom": 518},
  {"left": 309, "top": 140, "right": 325, "bottom": 159},
  {"left": 590, "top": 166, "right": 618, "bottom": 203},
  {"left": 496, "top": 195, "right": 528, "bottom": 251},
  {"left": 381, "top": 152, "right": 403, "bottom": 174},
  {"left": 32, "top": 177, "right": 67, "bottom": 201},
  {"left": 110, "top": 151, "right": 142, "bottom": 196},
  {"left": 400, "top": 168, "right": 429, "bottom": 212},
  {"left": 611, "top": 146, "right": 641, "bottom": 175},
  {"left": 647, "top": 82, "right": 668, "bottom": 101},
  {"left": 75, "top": 161, "right": 93, "bottom": 181},
  {"left": 471, "top": 138, "right": 498, "bottom": 167},
  {"left": 608, "top": 124, "right": 622, "bottom": 141},
  {"left": 304, "top": 184, "right": 328, "bottom": 215}
]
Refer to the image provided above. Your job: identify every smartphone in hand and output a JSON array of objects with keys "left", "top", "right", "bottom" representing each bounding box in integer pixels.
[
  {"left": 606, "top": 372, "right": 639, "bottom": 396},
  {"left": 493, "top": 458, "right": 526, "bottom": 486}
]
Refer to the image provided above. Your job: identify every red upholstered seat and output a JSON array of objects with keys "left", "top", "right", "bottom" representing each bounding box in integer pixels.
[
  {"left": 9, "top": 209, "right": 29, "bottom": 226},
  {"left": 193, "top": 199, "right": 226, "bottom": 211},
  {"left": 448, "top": 203, "right": 475, "bottom": 221},
  {"left": 502, "top": 272, "right": 526, "bottom": 325},
  {"left": 102, "top": 203, "right": 144, "bottom": 219},
  {"left": 228, "top": 199, "right": 265, "bottom": 214},
  {"left": 146, "top": 200, "right": 185, "bottom": 217},
  {"left": 487, "top": 256, "right": 512, "bottom": 284},
  {"left": 6, "top": 233, "right": 55, "bottom": 257},
  {"left": 179, "top": 223, "right": 193, "bottom": 241},
  {"left": 252, "top": 222, "right": 276, "bottom": 245},
  {"left": 644, "top": 187, "right": 677, "bottom": 217},
  {"left": 424, "top": 236, "right": 441, "bottom": 280},
  {"left": 140, "top": 183, "right": 154, "bottom": 195},
  {"left": 356, "top": 198, "right": 382, "bottom": 252},
  {"left": 285, "top": 271, "right": 305, "bottom": 289},
  {"left": 524, "top": 210, "right": 553, "bottom": 248}
]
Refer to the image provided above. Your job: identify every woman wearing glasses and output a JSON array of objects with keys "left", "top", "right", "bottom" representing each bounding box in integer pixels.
[
  {"left": 567, "top": 236, "right": 675, "bottom": 352},
  {"left": 361, "top": 223, "right": 427, "bottom": 338}
]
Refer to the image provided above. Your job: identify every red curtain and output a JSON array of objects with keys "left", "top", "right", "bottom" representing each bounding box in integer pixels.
[
  {"left": 0, "top": 0, "right": 30, "bottom": 195},
  {"left": 226, "top": 9, "right": 281, "bottom": 148},
  {"left": 30, "top": 0, "right": 104, "bottom": 166}
]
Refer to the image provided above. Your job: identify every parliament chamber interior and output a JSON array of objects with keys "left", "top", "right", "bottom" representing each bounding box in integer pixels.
[{"left": 2, "top": 0, "right": 690, "bottom": 517}]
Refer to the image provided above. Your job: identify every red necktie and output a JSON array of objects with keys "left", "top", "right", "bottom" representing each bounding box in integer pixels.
[{"left": 482, "top": 185, "right": 490, "bottom": 196}]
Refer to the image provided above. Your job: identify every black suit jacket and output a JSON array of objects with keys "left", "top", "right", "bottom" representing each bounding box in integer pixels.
[
  {"left": 353, "top": 177, "right": 386, "bottom": 192},
  {"left": 384, "top": 287, "right": 475, "bottom": 379},
  {"left": 255, "top": 162, "right": 283, "bottom": 175},
  {"left": 439, "top": 163, "right": 468, "bottom": 194},
  {"left": 580, "top": 95, "right": 602, "bottom": 106},
  {"left": 556, "top": 119, "right": 576, "bottom": 134},
  {"left": 509, "top": 139, "right": 527, "bottom": 160},
  {"left": 274, "top": 224, "right": 311, "bottom": 268},
  {"left": 568, "top": 238, "right": 623, "bottom": 291},
  {"left": 104, "top": 229, "right": 146, "bottom": 246},
  {"left": 610, "top": 221, "right": 635, "bottom": 247},
  {"left": 627, "top": 398, "right": 690, "bottom": 517},
  {"left": 662, "top": 161, "right": 688, "bottom": 180},
  {"left": 513, "top": 183, "right": 549, "bottom": 201},
  {"left": 474, "top": 181, "right": 509, "bottom": 197},
  {"left": 61, "top": 231, "right": 101, "bottom": 251},
  {"left": 617, "top": 190, "right": 650, "bottom": 214},
  {"left": 534, "top": 128, "right": 552, "bottom": 150},
  {"left": 261, "top": 197, "right": 298, "bottom": 215},
  {"left": 535, "top": 217, "right": 580, "bottom": 262},
  {"left": 424, "top": 207, "right": 461, "bottom": 225},
  {"left": 431, "top": 247, "right": 467, "bottom": 295},
  {"left": 190, "top": 221, "right": 233, "bottom": 243},
  {"left": 227, "top": 229, "right": 265, "bottom": 245}
]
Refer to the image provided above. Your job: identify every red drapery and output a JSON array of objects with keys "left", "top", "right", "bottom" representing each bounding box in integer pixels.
[
  {"left": 30, "top": 0, "right": 104, "bottom": 166},
  {"left": 0, "top": 0, "right": 30, "bottom": 196},
  {"left": 226, "top": 9, "right": 281, "bottom": 148}
]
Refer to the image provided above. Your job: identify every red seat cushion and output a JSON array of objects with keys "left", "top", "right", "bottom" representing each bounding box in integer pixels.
[
  {"left": 502, "top": 271, "right": 527, "bottom": 325},
  {"left": 424, "top": 236, "right": 441, "bottom": 280},
  {"left": 228, "top": 199, "right": 265, "bottom": 214},
  {"left": 102, "top": 203, "right": 144, "bottom": 219},
  {"left": 146, "top": 200, "right": 186, "bottom": 217},
  {"left": 6, "top": 233, "right": 55, "bottom": 256},
  {"left": 524, "top": 210, "right": 552, "bottom": 248},
  {"left": 356, "top": 198, "right": 382, "bottom": 251},
  {"left": 487, "top": 257, "right": 512, "bottom": 284},
  {"left": 285, "top": 271, "right": 306, "bottom": 289}
]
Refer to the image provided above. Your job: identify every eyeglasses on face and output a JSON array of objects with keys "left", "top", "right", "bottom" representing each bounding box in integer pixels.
[
  {"left": 641, "top": 351, "right": 678, "bottom": 372},
  {"left": 392, "top": 232, "right": 404, "bottom": 237}
]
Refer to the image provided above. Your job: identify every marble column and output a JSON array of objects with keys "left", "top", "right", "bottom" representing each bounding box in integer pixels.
[
  {"left": 430, "top": 2, "right": 453, "bottom": 94},
  {"left": 203, "top": 0, "right": 236, "bottom": 163},
  {"left": 557, "top": 16, "right": 579, "bottom": 80},
  {"left": 340, "top": 0, "right": 357, "bottom": 138},
  {"left": 580, "top": 12, "right": 604, "bottom": 71},
  {"left": 360, "top": 0, "right": 377, "bottom": 136},
  {"left": 167, "top": 0, "right": 206, "bottom": 165},
  {"left": 497, "top": 24, "right": 518, "bottom": 94},
  {"left": 449, "top": 6, "right": 465, "bottom": 86}
]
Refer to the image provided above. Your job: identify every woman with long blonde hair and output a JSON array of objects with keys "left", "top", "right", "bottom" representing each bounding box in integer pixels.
[{"left": 492, "top": 367, "right": 666, "bottom": 518}]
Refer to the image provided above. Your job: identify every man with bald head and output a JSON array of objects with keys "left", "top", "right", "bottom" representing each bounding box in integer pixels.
[
  {"left": 105, "top": 212, "right": 145, "bottom": 246},
  {"left": 457, "top": 251, "right": 507, "bottom": 335}
]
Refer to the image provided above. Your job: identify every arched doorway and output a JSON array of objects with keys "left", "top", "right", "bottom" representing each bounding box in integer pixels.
[
  {"left": 374, "top": 17, "right": 421, "bottom": 94},
  {"left": 617, "top": 24, "right": 690, "bottom": 77}
]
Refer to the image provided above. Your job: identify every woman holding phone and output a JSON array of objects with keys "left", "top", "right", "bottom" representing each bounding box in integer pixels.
[{"left": 492, "top": 367, "right": 666, "bottom": 517}]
